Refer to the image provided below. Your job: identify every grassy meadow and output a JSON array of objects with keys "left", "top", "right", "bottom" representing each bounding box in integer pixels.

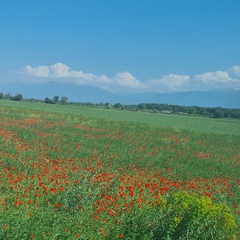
[
  {"left": 0, "top": 101, "right": 240, "bottom": 239},
  {"left": 0, "top": 100, "right": 239, "bottom": 135}
]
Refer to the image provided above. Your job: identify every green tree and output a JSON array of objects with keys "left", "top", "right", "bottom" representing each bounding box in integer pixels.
[
  {"left": 105, "top": 103, "right": 112, "bottom": 109},
  {"left": 5, "top": 92, "right": 11, "bottom": 99},
  {"left": 0, "top": 92, "right": 3, "bottom": 99},
  {"left": 199, "top": 108, "right": 208, "bottom": 116},
  {"left": 53, "top": 95, "right": 59, "bottom": 104},
  {"left": 113, "top": 103, "right": 122, "bottom": 109},
  {"left": 60, "top": 96, "right": 68, "bottom": 105},
  {"left": 138, "top": 103, "right": 147, "bottom": 110},
  {"left": 13, "top": 93, "right": 23, "bottom": 101},
  {"left": 44, "top": 97, "right": 52, "bottom": 104},
  {"left": 188, "top": 107, "right": 197, "bottom": 115},
  {"left": 214, "top": 108, "right": 224, "bottom": 118}
]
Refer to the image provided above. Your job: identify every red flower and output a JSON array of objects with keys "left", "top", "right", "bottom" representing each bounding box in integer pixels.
[
  {"left": 100, "top": 228, "right": 104, "bottom": 235},
  {"left": 55, "top": 203, "right": 62, "bottom": 208}
]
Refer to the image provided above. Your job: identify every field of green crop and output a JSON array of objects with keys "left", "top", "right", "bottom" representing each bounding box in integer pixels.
[
  {"left": 1, "top": 100, "right": 240, "bottom": 135},
  {"left": 0, "top": 102, "right": 240, "bottom": 239}
]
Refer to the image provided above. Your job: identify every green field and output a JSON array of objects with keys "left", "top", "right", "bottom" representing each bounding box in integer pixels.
[
  {"left": 0, "top": 100, "right": 239, "bottom": 135},
  {"left": 0, "top": 101, "right": 240, "bottom": 239}
]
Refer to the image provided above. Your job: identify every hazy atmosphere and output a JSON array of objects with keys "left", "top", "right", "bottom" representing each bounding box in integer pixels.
[{"left": 0, "top": 0, "right": 240, "bottom": 106}]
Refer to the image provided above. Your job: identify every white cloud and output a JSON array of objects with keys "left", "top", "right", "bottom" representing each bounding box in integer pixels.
[
  {"left": 115, "top": 72, "right": 142, "bottom": 88},
  {"left": 50, "top": 63, "right": 70, "bottom": 78},
  {"left": 191, "top": 70, "right": 240, "bottom": 91},
  {"left": 20, "top": 63, "right": 240, "bottom": 92},
  {"left": 159, "top": 74, "right": 190, "bottom": 86},
  {"left": 194, "top": 71, "right": 232, "bottom": 83},
  {"left": 148, "top": 74, "right": 190, "bottom": 92},
  {"left": 23, "top": 63, "right": 111, "bottom": 88},
  {"left": 24, "top": 65, "right": 49, "bottom": 77},
  {"left": 229, "top": 65, "right": 240, "bottom": 76}
]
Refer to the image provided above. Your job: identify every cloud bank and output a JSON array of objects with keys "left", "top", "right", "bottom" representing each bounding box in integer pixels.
[
  {"left": 230, "top": 65, "right": 240, "bottom": 76},
  {"left": 21, "top": 63, "right": 240, "bottom": 93}
]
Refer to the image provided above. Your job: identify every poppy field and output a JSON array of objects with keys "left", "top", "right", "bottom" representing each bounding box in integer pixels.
[{"left": 0, "top": 105, "right": 240, "bottom": 239}]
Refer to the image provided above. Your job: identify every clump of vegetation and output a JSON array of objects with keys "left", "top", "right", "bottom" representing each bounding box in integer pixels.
[{"left": 111, "top": 191, "right": 237, "bottom": 239}]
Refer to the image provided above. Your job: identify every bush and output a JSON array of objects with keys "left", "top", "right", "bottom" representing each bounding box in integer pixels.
[{"left": 114, "top": 191, "right": 237, "bottom": 240}]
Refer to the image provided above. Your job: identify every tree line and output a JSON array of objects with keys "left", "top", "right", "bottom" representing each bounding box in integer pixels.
[
  {"left": 44, "top": 95, "right": 68, "bottom": 105},
  {"left": 0, "top": 92, "right": 68, "bottom": 105},
  {"left": 0, "top": 92, "right": 239, "bottom": 119},
  {"left": 0, "top": 92, "right": 23, "bottom": 101},
  {"left": 76, "top": 102, "right": 240, "bottom": 119},
  {"left": 130, "top": 103, "right": 240, "bottom": 119}
]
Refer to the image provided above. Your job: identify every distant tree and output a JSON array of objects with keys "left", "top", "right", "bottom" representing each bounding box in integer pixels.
[
  {"left": 233, "top": 110, "right": 240, "bottom": 119},
  {"left": 0, "top": 92, "right": 3, "bottom": 99},
  {"left": 188, "top": 107, "right": 197, "bottom": 115},
  {"left": 199, "top": 108, "right": 208, "bottom": 116},
  {"left": 231, "top": 110, "right": 239, "bottom": 118},
  {"left": 138, "top": 103, "right": 147, "bottom": 110},
  {"left": 114, "top": 103, "right": 122, "bottom": 109},
  {"left": 60, "top": 96, "right": 68, "bottom": 105},
  {"left": 13, "top": 93, "right": 23, "bottom": 101},
  {"left": 44, "top": 97, "right": 52, "bottom": 104},
  {"left": 5, "top": 92, "right": 11, "bottom": 100},
  {"left": 223, "top": 109, "right": 232, "bottom": 118},
  {"left": 53, "top": 95, "right": 59, "bottom": 104},
  {"left": 214, "top": 108, "right": 224, "bottom": 118},
  {"left": 105, "top": 103, "right": 112, "bottom": 109},
  {"left": 179, "top": 106, "right": 188, "bottom": 113}
]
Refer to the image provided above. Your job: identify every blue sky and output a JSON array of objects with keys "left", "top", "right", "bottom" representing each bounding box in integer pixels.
[{"left": 0, "top": 0, "right": 240, "bottom": 95}]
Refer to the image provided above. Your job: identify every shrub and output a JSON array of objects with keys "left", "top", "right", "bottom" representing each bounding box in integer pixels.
[{"left": 115, "top": 191, "right": 237, "bottom": 240}]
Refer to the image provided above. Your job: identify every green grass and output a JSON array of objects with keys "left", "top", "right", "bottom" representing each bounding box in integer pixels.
[{"left": 0, "top": 99, "right": 239, "bottom": 135}]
